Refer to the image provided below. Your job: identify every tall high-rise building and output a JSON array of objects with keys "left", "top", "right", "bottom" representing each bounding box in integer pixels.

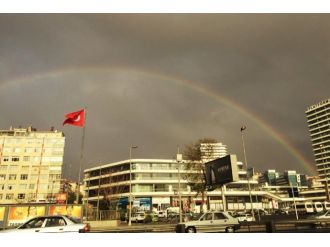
[
  {"left": 306, "top": 99, "right": 330, "bottom": 181},
  {"left": 200, "top": 142, "right": 228, "bottom": 163},
  {"left": 0, "top": 126, "right": 65, "bottom": 204}
]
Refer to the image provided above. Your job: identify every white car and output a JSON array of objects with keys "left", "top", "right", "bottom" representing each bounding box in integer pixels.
[
  {"left": 234, "top": 212, "right": 256, "bottom": 222},
  {"left": 175, "top": 211, "right": 240, "bottom": 233},
  {"left": 131, "top": 212, "right": 146, "bottom": 223},
  {"left": 1, "top": 215, "right": 90, "bottom": 233}
]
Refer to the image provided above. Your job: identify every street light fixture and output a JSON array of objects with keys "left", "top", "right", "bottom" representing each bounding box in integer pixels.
[
  {"left": 128, "top": 145, "right": 138, "bottom": 226},
  {"left": 240, "top": 126, "right": 255, "bottom": 220},
  {"left": 177, "top": 152, "right": 183, "bottom": 224},
  {"left": 290, "top": 181, "right": 299, "bottom": 220}
]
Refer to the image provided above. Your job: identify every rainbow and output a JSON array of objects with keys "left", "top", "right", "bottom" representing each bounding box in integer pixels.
[{"left": 0, "top": 65, "right": 317, "bottom": 175}]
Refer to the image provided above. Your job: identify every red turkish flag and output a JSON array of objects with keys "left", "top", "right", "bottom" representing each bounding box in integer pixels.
[{"left": 63, "top": 109, "right": 85, "bottom": 127}]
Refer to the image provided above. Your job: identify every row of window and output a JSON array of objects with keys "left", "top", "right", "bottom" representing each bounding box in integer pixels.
[
  {"left": 0, "top": 183, "right": 60, "bottom": 191},
  {"left": 87, "top": 163, "right": 193, "bottom": 177},
  {"left": 310, "top": 126, "right": 330, "bottom": 135},
  {"left": 306, "top": 108, "right": 330, "bottom": 120},
  {"left": 0, "top": 174, "right": 27, "bottom": 180},
  {"left": 1, "top": 156, "right": 63, "bottom": 163},
  {"left": 0, "top": 138, "right": 64, "bottom": 145},
  {"left": 1, "top": 147, "right": 64, "bottom": 155},
  {"left": 0, "top": 174, "right": 60, "bottom": 181},
  {"left": 87, "top": 184, "right": 189, "bottom": 196},
  {"left": 0, "top": 192, "right": 55, "bottom": 201}
]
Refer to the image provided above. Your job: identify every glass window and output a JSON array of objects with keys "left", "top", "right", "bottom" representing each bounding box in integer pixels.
[
  {"left": 23, "top": 156, "right": 30, "bottom": 162},
  {"left": 201, "top": 213, "right": 213, "bottom": 221},
  {"left": 20, "top": 217, "right": 46, "bottom": 229},
  {"left": 0, "top": 174, "right": 6, "bottom": 180},
  {"left": 21, "top": 174, "right": 28, "bottom": 180},
  {"left": 2, "top": 157, "right": 9, "bottom": 162},
  {"left": 0, "top": 165, "right": 7, "bottom": 171},
  {"left": 7, "top": 184, "right": 15, "bottom": 190},
  {"left": 45, "top": 217, "right": 66, "bottom": 227},
  {"left": 12, "top": 157, "right": 19, "bottom": 162},
  {"left": 22, "top": 166, "right": 29, "bottom": 170},
  {"left": 25, "top": 148, "right": 34, "bottom": 153},
  {"left": 19, "top": 184, "right": 27, "bottom": 189},
  {"left": 8, "top": 165, "right": 18, "bottom": 170},
  {"left": 17, "top": 193, "right": 25, "bottom": 199},
  {"left": 9, "top": 174, "right": 16, "bottom": 180},
  {"left": 214, "top": 213, "right": 227, "bottom": 220},
  {"left": 5, "top": 193, "right": 14, "bottom": 200},
  {"left": 0, "top": 184, "right": 5, "bottom": 190}
]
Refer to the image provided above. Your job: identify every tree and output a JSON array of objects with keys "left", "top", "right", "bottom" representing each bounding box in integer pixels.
[{"left": 183, "top": 138, "right": 218, "bottom": 212}]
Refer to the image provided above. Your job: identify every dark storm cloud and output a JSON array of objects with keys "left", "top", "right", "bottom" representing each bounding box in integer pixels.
[{"left": 0, "top": 14, "right": 329, "bottom": 179}]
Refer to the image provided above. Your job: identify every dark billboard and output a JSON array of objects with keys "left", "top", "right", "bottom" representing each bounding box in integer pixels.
[{"left": 205, "top": 154, "right": 239, "bottom": 188}]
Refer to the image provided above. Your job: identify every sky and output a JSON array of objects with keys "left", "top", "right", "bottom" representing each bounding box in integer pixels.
[{"left": 0, "top": 14, "right": 329, "bottom": 180}]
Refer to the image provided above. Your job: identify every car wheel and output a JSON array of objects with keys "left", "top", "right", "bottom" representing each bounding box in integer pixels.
[
  {"left": 186, "top": 226, "right": 196, "bottom": 233},
  {"left": 226, "top": 226, "right": 235, "bottom": 233}
]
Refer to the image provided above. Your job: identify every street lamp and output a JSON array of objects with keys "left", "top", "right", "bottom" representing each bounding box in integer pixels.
[
  {"left": 177, "top": 152, "right": 183, "bottom": 224},
  {"left": 290, "top": 181, "right": 299, "bottom": 220},
  {"left": 240, "top": 126, "right": 255, "bottom": 220},
  {"left": 128, "top": 145, "right": 138, "bottom": 226},
  {"left": 51, "top": 180, "right": 55, "bottom": 203}
]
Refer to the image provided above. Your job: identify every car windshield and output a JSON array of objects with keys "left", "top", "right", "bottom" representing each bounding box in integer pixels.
[
  {"left": 66, "top": 215, "right": 81, "bottom": 223},
  {"left": 192, "top": 213, "right": 203, "bottom": 220}
]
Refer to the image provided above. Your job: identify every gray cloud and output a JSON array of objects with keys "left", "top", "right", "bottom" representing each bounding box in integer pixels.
[{"left": 0, "top": 14, "right": 329, "bottom": 179}]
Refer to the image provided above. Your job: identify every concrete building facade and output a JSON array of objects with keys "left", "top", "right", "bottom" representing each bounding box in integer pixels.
[
  {"left": 0, "top": 126, "right": 65, "bottom": 204},
  {"left": 306, "top": 98, "right": 330, "bottom": 182}
]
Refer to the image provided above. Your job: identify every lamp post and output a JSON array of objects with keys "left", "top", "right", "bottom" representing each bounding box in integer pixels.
[
  {"left": 240, "top": 126, "right": 255, "bottom": 220},
  {"left": 290, "top": 181, "right": 299, "bottom": 220},
  {"left": 177, "top": 152, "right": 183, "bottom": 224},
  {"left": 51, "top": 180, "right": 55, "bottom": 203},
  {"left": 128, "top": 145, "right": 138, "bottom": 226}
]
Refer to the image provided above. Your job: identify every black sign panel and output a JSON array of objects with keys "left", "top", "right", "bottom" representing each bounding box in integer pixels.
[{"left": 205, "top": 154, "right": 239, "bottom": 188}]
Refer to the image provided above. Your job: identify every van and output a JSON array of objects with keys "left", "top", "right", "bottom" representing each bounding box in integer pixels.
[
  {"left": 323, "top": 201, "right": 330, "bottom": 210},
  {"left": 290, "top": 202, "right": 313, "bottom": 214},
  {"left": 157, "top": 210, "right": 166, "bottom": 218},
  {"left": 313, "top": 202, "right": 324, "bottom": 213},
  {"left": 131, "top": 212, "right": 146, "bottom": 223}
]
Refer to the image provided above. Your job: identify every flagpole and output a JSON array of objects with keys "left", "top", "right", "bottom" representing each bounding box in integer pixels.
[{"left": 76, "top": 107, "right": 87, "bottom": 205}]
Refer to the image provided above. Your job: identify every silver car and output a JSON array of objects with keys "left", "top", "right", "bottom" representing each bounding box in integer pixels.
[
  {"left": 1, "top": 215, "right": 90, "bottom": 233},
  {"left": 176, "top": 211, "right": 240, "bottom": 233}
]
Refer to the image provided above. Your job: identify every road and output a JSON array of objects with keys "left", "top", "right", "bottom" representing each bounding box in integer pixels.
[{"left": 90, "top": 218, "right": 330, "bottom": 233}]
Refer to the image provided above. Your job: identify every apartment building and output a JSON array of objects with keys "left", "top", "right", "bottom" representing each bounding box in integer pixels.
[
  {"left": 306, "top": 98, "right": 330, "bottom": 200},
  {"left": 0, "top": 126, "right": 65, "bottom": 204},
  {"left": 306, "top": 99, "right": 330, "bottom": 182}
]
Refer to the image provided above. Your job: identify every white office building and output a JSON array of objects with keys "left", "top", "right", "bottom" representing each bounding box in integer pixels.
[{"left": 200, "top": 142, "right": 228, "bottom": 163}]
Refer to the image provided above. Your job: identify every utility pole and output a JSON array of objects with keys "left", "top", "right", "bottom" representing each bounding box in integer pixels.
[
  {"left": 128, "top": 145, "right": 138, "bottom": 226},
  {"left": 240, "top": 126, "right": 255, "bottom": 220},
  {"left": 290, "top": 182, "right": 299, "bottom": 220},
  {"left": 177, "top": 149, "right": 183, "bottom": 224}
]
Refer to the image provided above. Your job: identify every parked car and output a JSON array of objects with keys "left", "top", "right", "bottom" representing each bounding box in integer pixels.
[
  {"left": 234, "top": 212, "right": 255, "bottom": 222},
  {"left": 131, "top": 212, "right": 146, "bottom": 223},
  {"left": 175, "top": 211, "right": 240, "bottom": 233},
  {"left": 157, "top": 210, "right": 166, "bottom": 218},
  {"left": 1, "top": 215, "right": 90, "bottom": 233}
]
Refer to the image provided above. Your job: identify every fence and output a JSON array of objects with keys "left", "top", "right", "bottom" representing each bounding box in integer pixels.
[{"left": 85, "top": 209, "right": 121, "bottom": 221}]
